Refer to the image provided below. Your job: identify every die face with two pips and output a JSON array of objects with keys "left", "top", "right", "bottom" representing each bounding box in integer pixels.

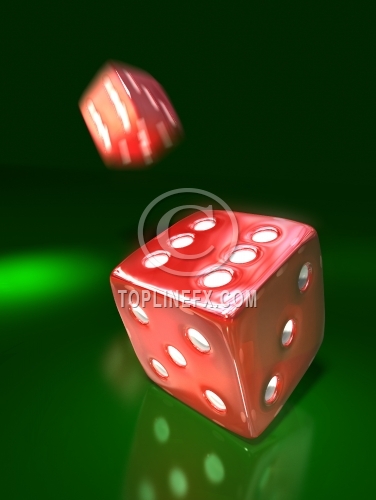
[
  {"left": 79, "top": 61, "right": 183, "bottom": 167},
  {"left": 110, "top": 211, "right": 324, "bottom": 438}
]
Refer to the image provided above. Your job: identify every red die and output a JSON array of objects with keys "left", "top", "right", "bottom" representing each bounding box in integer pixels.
[
  {"left": 110, "top": 211, "right": 324, "bottom": 438},
  {"left": 79, "top": 61, "right": 183, "bottom": 167}
]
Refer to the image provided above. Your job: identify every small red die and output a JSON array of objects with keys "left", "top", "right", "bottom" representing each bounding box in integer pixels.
[
  {"left": 79, "top": 61, "right": 183, "bottom": 167},
  {"left": 110, "top": 211, "right": 324, "bottom": 438}
]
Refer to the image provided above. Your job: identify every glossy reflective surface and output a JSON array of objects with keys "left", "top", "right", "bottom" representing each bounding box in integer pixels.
[
  {"left": 112, "top": 211, "right": 317, "bottom": 317},
  {"left": 79, "top": 62, "right": 183, "bottom": 168},
  {"left": 125, "top": 384, "right": 314, "bottom": 500},
  {"left": 111, "top": 211, "right": 324, "bottom": 437},
  {"left": 1, "top": 168, "right": 374, "bottom": 500}
]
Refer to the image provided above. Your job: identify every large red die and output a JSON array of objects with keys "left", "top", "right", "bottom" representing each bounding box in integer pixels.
[
  {"left": 110, "top": 211, "right": 324, "bottom": 438},
  {"left": 79, "top": 61, "right": 183, "bottom": 167}
]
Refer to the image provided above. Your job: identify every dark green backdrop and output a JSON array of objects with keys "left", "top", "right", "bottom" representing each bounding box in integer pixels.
[{"left": 1, "top": 1, "right": 375, "bottom": 499}]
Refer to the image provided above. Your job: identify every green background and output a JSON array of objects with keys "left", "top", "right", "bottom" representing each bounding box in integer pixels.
[{"left": 1, "top": 1, "right": 375, "bottom": 499}]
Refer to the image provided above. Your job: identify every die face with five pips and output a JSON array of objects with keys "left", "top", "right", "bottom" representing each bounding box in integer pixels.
[
  {"left": 110, "top": 210, "right": 324, "bottom": 438},
  {"left": 79, "top": 61, "right": 183, "bottom": 167}
]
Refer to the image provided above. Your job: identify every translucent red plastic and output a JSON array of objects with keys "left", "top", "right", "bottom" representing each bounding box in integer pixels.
[
  {"left": 79, "top": 61, "right": 183, "bottom": 167},
  {"left": 110, "top": 211, "right": 325, "bottom": 438}
]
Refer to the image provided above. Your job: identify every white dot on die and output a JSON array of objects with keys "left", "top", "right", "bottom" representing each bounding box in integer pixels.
[
  {"left": 151, "top": 359, "right": 168, "bottom": 378},
  {"left": 170, "top": 234, "right": 194, "bottom": 248},
  {"left": 193, "top": 219, "right": 216, "bottom": 231},
  {"left": 252, "top": 228, "right": 278, "bottom": 243},
  {"left": 205, "top": 390, "right": 226, "bottom": 412},
  {"left": 167, "top": 346, "right": 187, "bottom": 366},
  {"left": 298, "top": 263, "right": 312, "bottom": 291},
  {"left": 265, "top": 376, "right": 280, "bottom": 404},
  {"left": 281, "top": 319, "right": 295, "bottom": 346},
  {"left": 144, "top": 252, "right": 169, "bottom": 268},
  {"left": 203, "top": 270, "right": 232, "bottom": 288},
  {"left": 229, "top": 248, "right": 257, "bottom": 264},
  {"left": 187, "top": 328, "right": 210, "bottom": 353},
  {"left": 130, "top": 304, "right": 149, "bottom": 324}
]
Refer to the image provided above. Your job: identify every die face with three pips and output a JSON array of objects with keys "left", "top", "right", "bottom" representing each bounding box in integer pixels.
[
  {"left": 110, "top": 210, "right": 324, "bottom": 438},
  {"left": 79, "top": 61, "right": 183, "bottom": 167}
]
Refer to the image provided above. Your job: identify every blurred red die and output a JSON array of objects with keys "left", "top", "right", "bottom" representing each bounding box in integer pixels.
[{"left": 79, "top": 61, "right": 183, "bottom": 168}]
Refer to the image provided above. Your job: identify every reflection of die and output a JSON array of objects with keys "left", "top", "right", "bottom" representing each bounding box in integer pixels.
[
  {"left": 102, "top": 334, "right": 149, "bottom": 406},
  {"left": 79, "top": 61, "right": 183, "bottom": 167},
  {"left": 124, "top": 384, "right": 313, "bottom": 500},
  {"left": 110, "top": 210, "right": 325, "bottom": 438}
]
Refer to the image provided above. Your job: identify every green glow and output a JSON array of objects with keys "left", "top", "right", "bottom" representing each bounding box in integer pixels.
[
  {"left": 153, "top": 417, "right": 170, "bottom": 443},
  {"left": 204, "top": 453, "right": 225, "bottom": 484},
  {"left": 0, "top": 249, "right": 106, "bottom": 310},
  {"left": 169, "top": 468, "right": 188, "bottom": 497},
  {"left": 138, "top": 479, "right": 155, "bottom": 500}
]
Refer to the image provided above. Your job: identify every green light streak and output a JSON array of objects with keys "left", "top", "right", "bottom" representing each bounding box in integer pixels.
[{"left": 0, "top": 249, "right": 107, "bottom": 311}]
